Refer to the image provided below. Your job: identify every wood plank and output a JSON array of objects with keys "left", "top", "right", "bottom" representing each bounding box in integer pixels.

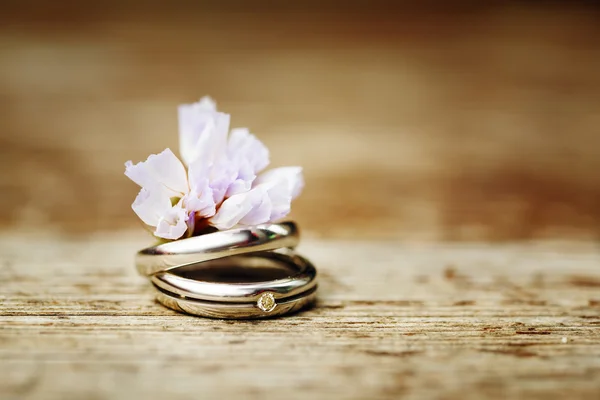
[{"left": 1, "top": 233, "right": 599, "bottom": 399}]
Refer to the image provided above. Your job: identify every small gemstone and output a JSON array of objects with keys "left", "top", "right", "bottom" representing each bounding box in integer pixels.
[{"left": 257, "top": 293, "right": 277, "bottom": 312}]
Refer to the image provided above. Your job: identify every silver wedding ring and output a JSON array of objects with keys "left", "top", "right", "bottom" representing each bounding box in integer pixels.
[{"left": 135, "top": 222, "right": 318, "bottom": 319}]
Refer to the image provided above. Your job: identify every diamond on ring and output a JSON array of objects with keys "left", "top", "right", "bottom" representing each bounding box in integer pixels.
[{"left": 257, "top": 292, "right": 277, "bottom": 312}]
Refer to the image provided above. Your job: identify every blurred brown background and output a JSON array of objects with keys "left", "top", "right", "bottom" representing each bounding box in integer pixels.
[{"left": 1, "top": 0, "right": 599, "bottom": 241}]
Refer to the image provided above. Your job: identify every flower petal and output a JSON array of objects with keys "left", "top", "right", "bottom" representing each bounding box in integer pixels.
[
  {"left": 238, "top": 189, "right": 273, "bottom": 226},
  {"left": 181, "top": 176, "right": 216, "bottom": 218},
  {"left": 131, "top": 188, "right": 172, "bottom": 227},
  {"left": 154, "top": 205, "right": 189, "bottom": 240},
  {"left": 124, "top": 148, "right": 189, "bottom": 197},
  {"left": 227, "top": 128, "right": 270, "bottom": 173},
  {"left": 209, "top": 186, "right": 267, "bottom": 230},
  {"left": 192, "top": 157, "right": 238, "bottom": 205},
  {"left": 209, "top": 168, "right": 300, "bottom": 230},
  {"left": 260, "top": 178, "right": 292, "bottom": 222},
  {"left": 223, "top": 128, "right": 270, "bottom": 198},
  {"left": 178, "top": 97, "right": 230, "bottom": 166},
  {"left": 255, "top": 166, "right": 304, "bottom": 199}
]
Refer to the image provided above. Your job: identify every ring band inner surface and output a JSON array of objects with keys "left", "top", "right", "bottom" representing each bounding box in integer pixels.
[{"left": 172, "top": 256, "right": 298, "bottom": 283}]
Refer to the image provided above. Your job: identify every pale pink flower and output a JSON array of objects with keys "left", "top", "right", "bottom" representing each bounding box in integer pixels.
[
  {"left": 210, "top": 166, "right": 303, "bottom": 230},
  {"left": 125, "top": 149, "right": 192, "bottom": 239},
  {"left": 125, "top": 97, "right": 303, "bottom": 240}
]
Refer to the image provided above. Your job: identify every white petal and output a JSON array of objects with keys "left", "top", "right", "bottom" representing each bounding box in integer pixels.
[
  {"left": 209, "top": 173, "right": 297, "bottom": 230},
  {"left": 238, "top": 191, "right": 272, "bottom": 225},
  {"left": 255, "top": 166, "right": 304, "bottom": 199},
  {"left": 124, "top": 149, "right": 189, "bottom": 197},
  {"left": 227, "top": 128, "right": 270, "bottom": 173},
  {"left": 178, "top": 98, "right": 230, "bottom": 166},
  {"left": 261, "top": 179, "right": 292, "bottom": 221},
  {"left": 225, "top": 175, "right": 254, "bottom": 198},
  {"left": 154, "top": 205, "right": 189, "bottom": 240},
  {"left": 181, "top": 177, "right": 216, "bottom": 218},
  {"left": 131, "top": 188, "right": 172, "bottom": 226},
  {"left": 217, "top": 128, "right": 269, "bottom": 198},
  {"left": 195, "top": 96, "right": 217, "bottom": 111},
  {"left": 209, "top": 186, "right": 267, "bottom": 230}
]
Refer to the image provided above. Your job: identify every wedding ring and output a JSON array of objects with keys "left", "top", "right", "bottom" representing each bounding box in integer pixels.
[
  {"left": 152, "top": 249, "right": 317, "bottom": 319},
  {"left": 136, "top": 222, "right": 299, "bottom": 276},
  {"left": 135, "top": 221, "right": 318, "bottom": 319}
]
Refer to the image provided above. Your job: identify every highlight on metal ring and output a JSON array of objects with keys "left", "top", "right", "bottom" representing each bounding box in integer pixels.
[
  {"left": 135, "top": 222, "right": 318, "bottom": 319},
  {"left": 136, "top": 222, "right": 299, "bottom": 276},
  {"left": 152, "top": 250, "right": 318, "bottom": 319}
]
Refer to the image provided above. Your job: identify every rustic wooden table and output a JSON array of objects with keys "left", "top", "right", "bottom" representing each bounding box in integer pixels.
[
  {"left": 2, "top": 2, "right": 600, "bottom": 399},
  {"left": 1, "top": 232, "right": 599, "bottom": 399}
]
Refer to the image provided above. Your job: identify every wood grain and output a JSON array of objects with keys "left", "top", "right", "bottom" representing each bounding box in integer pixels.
[
  {"left": 1, "top": 3, "right": 600, "bottom": 398},
  {"left": 1, "top": 232, "right": 599, "bottom": 399}
]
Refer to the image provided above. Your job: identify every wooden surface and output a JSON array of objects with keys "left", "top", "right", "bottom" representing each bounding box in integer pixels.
[
  {"left": 1, "top": 232, "right": 600, "bottom": 399},
  {"left": 2, "top": 2, "right": 600, "bottom": 399}
]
